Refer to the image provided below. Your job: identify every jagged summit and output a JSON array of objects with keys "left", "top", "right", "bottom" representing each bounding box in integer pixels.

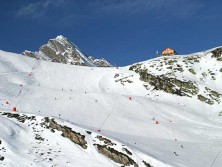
[
  {"left": 22, "top": 35, "right": 112, "bottom": 67},
  {"left": 55, "top": 35, "right": 66, "bottom": 41},
  {"left": 54, "top": 35, "right": 78, "bottom": 49}
]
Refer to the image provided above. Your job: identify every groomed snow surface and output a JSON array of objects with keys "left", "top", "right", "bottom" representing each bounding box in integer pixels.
[{"left": 0, "top": 50, "right": 222, "bottom": 167}]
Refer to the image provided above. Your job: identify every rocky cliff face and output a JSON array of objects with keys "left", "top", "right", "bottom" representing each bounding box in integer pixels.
[
  {"left": 22, "top": 35, "right": 112, "bottom": 67},
  {"left": 22, "top": 50, "right": 37, "bottom": 58},
  {"left": 88, "top": 56, "right": 113, "bottom": 67}
]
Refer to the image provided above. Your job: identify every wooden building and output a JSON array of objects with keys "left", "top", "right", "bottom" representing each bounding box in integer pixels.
[{"left": 161, "top": 48, "right": 178, "bottom": 56}]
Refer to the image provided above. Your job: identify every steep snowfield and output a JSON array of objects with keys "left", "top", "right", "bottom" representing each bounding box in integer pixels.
[{"left": 0, "top": 49, "right": 222, "bottom": 167}]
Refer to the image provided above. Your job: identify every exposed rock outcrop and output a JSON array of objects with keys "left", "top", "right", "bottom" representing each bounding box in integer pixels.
[
  {"left": 88, "top": 56, "right": 113, "bottom": 67},
  {"left": 0, "top": 155, "right": 4, "bottom": 161},
  {"left": 142, "top": 160, "right": 153, "bottom": 167},
  {"left": 1, "top": 112, "right": 36, "bottom": 123},
  {"left": 96, "top": 135, "right": 116, "bottom": 146},
  {"left": 129, "top": 60, "right": 222, "bottom": 105},
  {"left": 95, "top": 144, "right": 138, "bottom": 167},
  {"left": 21, "top": 50, "right": 37, "bottom": 58},
  {"left": 211, "top": 47, "right": 222, "bottom": 61},
  {"left": 48, "top": 118, "right": 87, "bottom": 149},
  {"left": 130, "top": 66, "right": 199, "bottom": 97}
]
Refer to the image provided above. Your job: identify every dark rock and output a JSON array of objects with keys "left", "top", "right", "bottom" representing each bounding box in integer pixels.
[
  {"left": 1, "top": 113, "right": 36, "bottom": 123},
  {"left": 88, "top": 56, "right": 112, "bottom": 67},
  {"left": 48, "top": 119, "right": 87, "bottom": 149},
  {"left": 211, "top": 48, "right": 222, "bottom": 61},
  {"left": 21, "top": 50, "right": 37, "bottom": 58},
  {"left": 137, "top": 70, "right": 198, "bottom": 97},
  {"left": 96, "top": 135, "right": 116, "bottom": 146},
  {"left": 95, "top": 144, "right": 138, "bottom": 167},
  {"left": 197, "top": 95, "right": 214, "bottom": 105},
  {"left": 142, "top": 160, "right": 153, "bottom": 167},
  {"left": 86, "top": 131, "right": 92, "bottom": 135},
  {"left": 188, "top": 68, "right": 196, "bottom": 75},
  {"left": 35, "top": 134, "right": 44, "bottom": 141},
  {"left": 0, "top": 156, "right": 4, "bottom": 161},
  {"left": 122, "top": 148, "right": 132, "bottom": 155}
]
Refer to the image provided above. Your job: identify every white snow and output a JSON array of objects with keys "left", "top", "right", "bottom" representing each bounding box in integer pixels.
[{"left": 0, "top": 49, "right": 222, "bottom": 167}]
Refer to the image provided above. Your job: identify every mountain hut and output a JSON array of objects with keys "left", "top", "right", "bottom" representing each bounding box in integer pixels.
[{"left": 161, "top": 48, "right": 178, "bottom": 56}]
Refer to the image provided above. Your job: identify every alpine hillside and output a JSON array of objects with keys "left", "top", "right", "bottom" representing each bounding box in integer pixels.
[{"left": 0, "top": 46, "right": 222, "bottom": 167}]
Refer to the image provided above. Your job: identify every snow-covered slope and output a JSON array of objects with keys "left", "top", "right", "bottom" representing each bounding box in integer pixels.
[
  {"left": 22, "top": 35, "right": 112, "bottom": 67},
  {"left": 1, "top": 112, "right": 159, "bottom": 167},
  {"left": 0, "top": 47, "right": 222, "bottom": 167}
]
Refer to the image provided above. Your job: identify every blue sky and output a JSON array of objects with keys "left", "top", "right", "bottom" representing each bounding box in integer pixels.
[{"left": 0, "top": 0, "right": 222, "bottom": 66}]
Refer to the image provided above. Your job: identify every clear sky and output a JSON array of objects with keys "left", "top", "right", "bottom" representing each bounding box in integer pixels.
[{"left": 0, "top": 0, "right": 222, "bottom": 66}]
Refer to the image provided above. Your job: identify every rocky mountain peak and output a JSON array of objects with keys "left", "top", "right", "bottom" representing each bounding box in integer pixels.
[
  {"left": 53, "top": 35, "right": 76, "bottom": 49},
  {"left": 22, "top": 35, "right": 112, "bottom": 67}
]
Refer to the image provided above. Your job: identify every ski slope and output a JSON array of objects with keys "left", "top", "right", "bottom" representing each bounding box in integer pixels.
[{"left": 0, "top": 49, "right": 222, "bottom": 167}]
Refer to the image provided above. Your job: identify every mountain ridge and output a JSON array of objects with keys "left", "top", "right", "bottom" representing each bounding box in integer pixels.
[{"left": 22, "top": 35, "right": 112, "bottom": 67}]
